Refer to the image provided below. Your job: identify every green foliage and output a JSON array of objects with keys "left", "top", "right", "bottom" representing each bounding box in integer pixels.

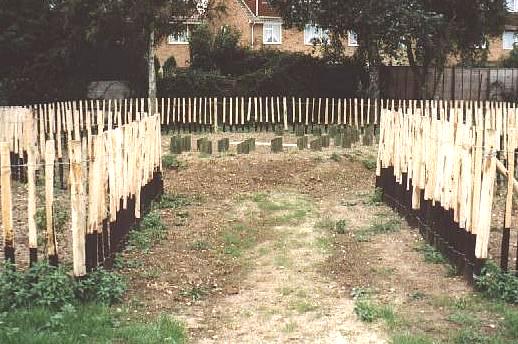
[
  {"left": 157, "top": 193, "right": 192, "bottom": 210},
  {"left": 158, "top": 51, "right": 362, "bottom": 98},
  {"left": 476, "top": 262, "right": 518, "bottom": 304},
  {"left": 0, "top": 262, "right": 126, "bottom": 311},
  {"left": 190, "top": 240, "right": 210, "bottom": 251},
  {"left": 367, "top": 188, "right": 384, "bottom": 205},
  {"left": 501, "top": 45, "right": 518, "bottom": 68},
  {"left": 390, "top": 333, "right": 433, "bottom": 344},
  {"left": 162, "top": 154, "right": 181, "bottom": 170},
  {"left": 362, "top": 158, "right": 377, "bottom": 171},
  {"left": 330, "top": 152, "right": 342, "bottom": 162},
  {"left": 75, "top": 268, "right": 126, "bottom": 305},
  {"left": 0, "top": 304, "right": 186, "bottom": 344},
  {"left": 416, "top": 243, "right": 447, "bottom": 264},
  {"left": 213, "top": 26, "right": 244, "bottom": 75},
  {"left": 127, "top": 211, "right": 167, "bottom": 252},
  {"left": 354, "top": 298, "right": 396, "bottom": 324},
  {"left": 335, "top": 219, "right": 348, "bottom": 234},
  {"left": 189, "top": 24, "right": 214, "bottom": 71},
  {"left": 162, "top": 57, "right": 177, "bottom": 77},
  {"left": 35, "top": 207, "right": 69, "bottom": 233}
]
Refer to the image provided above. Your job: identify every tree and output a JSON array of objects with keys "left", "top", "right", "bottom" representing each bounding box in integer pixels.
[{"left": 270, "top": 0, "right": 506, "bottom": 98}]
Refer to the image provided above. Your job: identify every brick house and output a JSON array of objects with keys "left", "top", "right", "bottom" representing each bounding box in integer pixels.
[
  {"left": 155, "top": 0, "right": 357, "bottom": 68},
  {"left": 156, "top": 0, "right": 518, "bottom": 69}
]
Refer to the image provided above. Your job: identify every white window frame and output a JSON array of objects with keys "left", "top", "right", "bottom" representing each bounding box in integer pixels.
[
  {"left": 348, "top": 31, "right": 359, "bottom": 47},
  {"left": 168, "top": 26, "right": 190, "bottom": 45},
  {"left": 507, "top": 0, "right": 518, "bottom": 13},
  {"left": 263, "top": 23, "right": 282, "bottom": 45},
  {"left": 304, "top": 24, "right": 330, "bottom": 46},
  {"left": 503, "top": 31, "right": 518, "bottom": 50}
]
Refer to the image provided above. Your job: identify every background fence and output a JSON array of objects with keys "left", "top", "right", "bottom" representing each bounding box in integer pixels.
[{"left": 381, "top": 66, "right": 518, "bottom": 102}]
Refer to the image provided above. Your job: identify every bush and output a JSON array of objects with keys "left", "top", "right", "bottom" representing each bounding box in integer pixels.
[
  {"left": 0, "top": 261, "right": 127, "bottom": 311},
  {"left": 189, "top": 24, "right": 214, "bottom": 70},
  {"left": 158, "top": 51, "right": 362, "bottom": 98},
  {"left": 162, "top": 57, "right": 177, "bottom": 77},
  {"left": 75, "top": 268, "right": 126, "bottom": 304},
  {"left": 476, "top": 262, "right": 518, "bottom": 304}
]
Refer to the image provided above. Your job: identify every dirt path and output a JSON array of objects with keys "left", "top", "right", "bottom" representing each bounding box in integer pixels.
[
  {"left": 120, "top": 140, "right": 517, "bottom": 343},
  {"left": 196, "top": 192, "right": 386, "bottom": 344}
]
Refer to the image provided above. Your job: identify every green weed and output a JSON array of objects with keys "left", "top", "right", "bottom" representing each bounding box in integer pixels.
[
  {"left": 0, "top": 262, "right": 126, "bottom": 311},
  {"left": 0, "top": 305, "right": 186, "bottom": 344},
  {"left": 181, "top": 286, "right": 207, "bottom": 301},
  {"left": 390, "top": 333, "right": 434, "bottom": 344},
  {"left": 190, "top": 240, "right": 211, "bottom": 251},
  {"left": 156, "top": 193, "right": 192, "bottom": 210},
  {"left": 162, "top": 154, "right": 184, "bottom": 170},
  {"left": 330, "top": 152, "right": 342, "bottom": 162},
  {"left": 362, "top": 158, "right": 377, "bottom": 171},
  {"left": 335, "top": 219, "right": 348, "bottom": 234},
  {"left": 127, "top": 212, "right": 167, "bottom": 252},
  {"left": 476, "top": 261, "right": 518, "bottom": 304},
  {"left": 415, "top": 244, "right": 447, "bottom": 264},
  {"left": 35, "top": 207, "right": 69, "bottom": 233}
]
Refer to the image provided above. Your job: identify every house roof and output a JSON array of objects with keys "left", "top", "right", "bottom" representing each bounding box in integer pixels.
[{"left": 243, "top": 0, "right": 280, "bottom": 18}]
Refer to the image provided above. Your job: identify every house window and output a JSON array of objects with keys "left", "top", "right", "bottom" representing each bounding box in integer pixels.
[
  {"left": 263, "top": 23, "right": 282, "bottom": 44},
  {"left": 348, "top": 31, "right": 359, "bottom": 47},
  {"left": 304, "top": 24, "right": 330, "bottom": 45},
  {"left": 503, "top": 31, "right": 518, "bottom": 50},
  {"left": 168, "top": 26, "right": 189, "bottom": 44},
  {"left": 507, "top": 0, "right": 518, "bottom": 12}
]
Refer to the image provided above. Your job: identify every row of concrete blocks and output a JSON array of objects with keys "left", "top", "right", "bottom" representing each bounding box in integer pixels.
[{"left": 170, "top": 128, "right": 374, "bottom": 156}]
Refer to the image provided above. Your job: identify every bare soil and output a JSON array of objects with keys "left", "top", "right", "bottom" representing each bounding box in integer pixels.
[{"left": 117, "top": 133, "right": 516, "bottom": 343}]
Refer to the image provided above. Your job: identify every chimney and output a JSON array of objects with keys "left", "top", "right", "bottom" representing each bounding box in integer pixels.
[{"left": 256, "top": 0, "right": 259, "bottom": 16}]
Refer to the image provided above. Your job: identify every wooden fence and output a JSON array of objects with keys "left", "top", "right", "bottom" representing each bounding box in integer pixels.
[
  {"left": 0, "top": 108, "right": 162, "bottom": 276},
  {"left": 376, "top": 102, "right": 518, "bottom": 279},
  {"left": 382, "top": 66, "right": 518, "bottom": 101}
]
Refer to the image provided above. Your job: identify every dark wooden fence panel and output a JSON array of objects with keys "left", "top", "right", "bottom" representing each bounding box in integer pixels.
[{"left": 381, "top": 66, "right": 518, "bottom": 101}]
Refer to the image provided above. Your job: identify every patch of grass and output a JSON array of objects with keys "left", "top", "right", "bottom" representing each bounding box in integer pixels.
[
  {"left": 0, "top": 262, "right": 126, "bottom": 311},
  {"left": 503, "top": 308, "right": 518, "bottom": 338},
  {"left": 355, "top": 217, "right": 400, "bottom": 241},
  {"left": 35, "top": 207, "right": 69, "bottom": 233},
  {"left": 335, "top": 219, "right": 348, "bottom": 234},
  {"left": 278, "top": 287, "right": 295, "bottom": 296},
  {"left": 222, "top": 224, "right": 257, "bottom": 258},
  {"left": 362, "top": 157, "right": 377, "bottom": 171},
  {"left": 476, "top": 261, "right": 518, "bottom": 304},
  {"left": 315, "top": 236, "right": 332, "bottom": 253},
  {"left": 127, "top": 211, "right": 167, "bottom": 252},
  {"left": 274, "top": 254, "right": 292, "bottom": 268},
  {"left": 390, "top": 333, "right": 434, "bottom": 344},
  {"left": 0, "top": 304, "right": 174, "bottom": 344},
  {"left": 315, "top": 216, "right": 335, "bottom": 230},
  {"left": 330, "top": 152, "right": 342, "bottom": 162},
  {"left": 447, "top": 311, "right": 480, "bottom": 327},
  {"left": 289, "top": 299, "right": 318, "bottom": 313},
  {"left": 452, "top": 328, "right": 491, "bottom": 344},
  {"left": 366, "top": 187, "right": 384, "bottom": 205},
  {"left": 282, "top": 320, "right": 298, "bottom": 333},
  {"left": 415, "top": 243, "right": 447, "bottom": 264},
  {"left": 354, "top": 298, "right": 396, "bottom": 325},
  {"left": 190, "top": 240, "right": 211, "bottom": 251},
  {"left": 181, "top": 286, "right": 208, "bottom": 301},
  {"left": 251, "top": 192, "right": 313, "bottom": 225},
  {"left": 409, "top": 291, "right": 426, "bottom": 301},
  {"left": 162, "top": 154, "right": 177, "bottom": 169},
  {"left": 156, "top": 193, "right": 192, "bottom": 210}
]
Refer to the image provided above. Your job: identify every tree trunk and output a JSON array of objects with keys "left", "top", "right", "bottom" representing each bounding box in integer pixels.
[
  {"left": 365, "top": 42, "right": 381, "bottom": 99},
  {"left": 148, "top": 29, "right": 157, "bottom": 114}
]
